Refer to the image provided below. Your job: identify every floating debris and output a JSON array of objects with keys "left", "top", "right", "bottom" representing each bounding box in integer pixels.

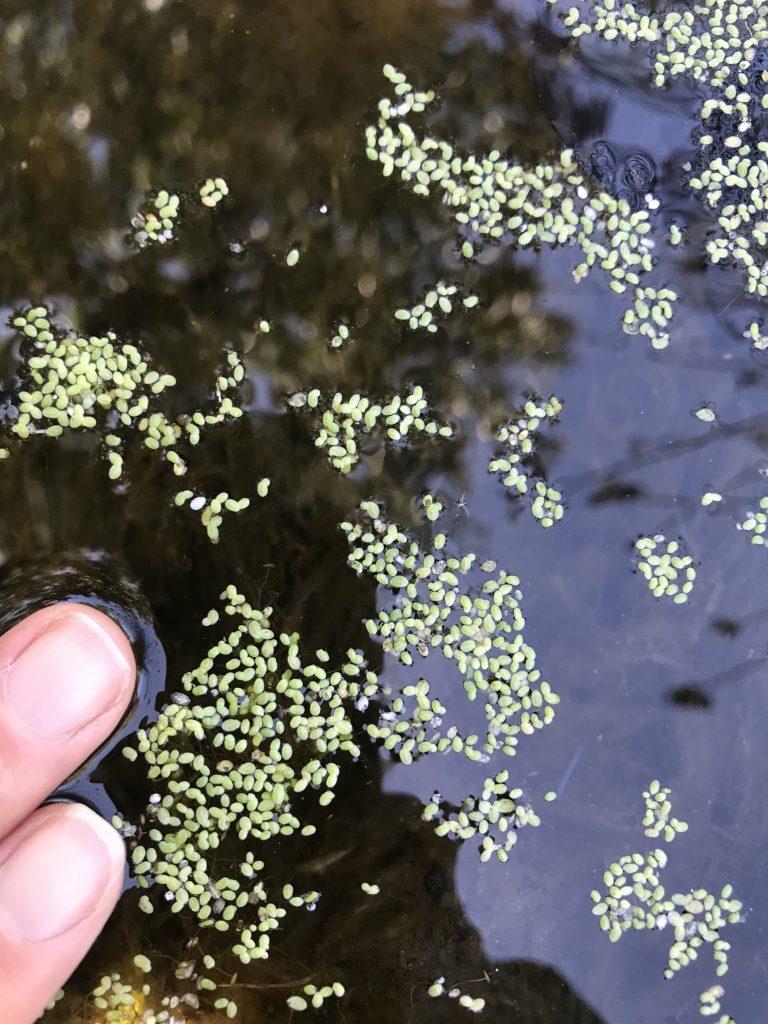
[{"left": 634, "top": 534, "right": 697, "bottom": 604}]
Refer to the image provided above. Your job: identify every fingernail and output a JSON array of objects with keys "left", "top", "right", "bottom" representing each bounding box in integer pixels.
[
  {"left": 0, "top": 805, "right": 124, "bottom": 941},
  {"left": 1, "top": 605, "right": 134, "bottom": 738}
]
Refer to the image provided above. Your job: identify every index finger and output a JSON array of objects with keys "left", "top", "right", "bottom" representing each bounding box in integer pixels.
[{"left": 0, "top": 603, "right": 136, "bottom": 839}]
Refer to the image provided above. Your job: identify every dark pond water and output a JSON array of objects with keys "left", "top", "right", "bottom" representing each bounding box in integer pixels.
[{"left": 0, "top": 0, "right": 765, "bottom": 1021}]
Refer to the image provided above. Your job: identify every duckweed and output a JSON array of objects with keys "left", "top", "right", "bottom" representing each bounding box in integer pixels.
[
  {"left": 130, "top": 189, "right": 180, "bottom": 248},
  {"left": 591, "top": 783, "right": 741, "bottom": 1021},
  {"left": 290, "top": 386, "right": 453, "bottom": 474},
  {"left": 198, "top": 177, "right": 229, "bottom": 208},
  {"left": 489, "top": 395, "right": 565, "bottom": 525},
  {"left": 342, "top": 499, "right": 559, "bottom": 762},
  {"left": 122, "top": 585, "right": 380, "bottom": 967},
  {"left": 329, "top": 323, "right": 352, "bottom": 349},
  {"left": 643, "top": 780, "right": 689, "bottom": 842},
  {"left": 737, "top": 496, "right": 768, "bottom": 545},
  {"left": 394, "top": 280, "right": 479, "bottom": 333},
  {"left": 174, "top": 491, "right": 251, "bottom": 544},
  {"left": 744, "top": 319, "right": 768, "bottom": 350},
  {"left": 424, "top": 771, "right": 540, "bottom": 863},
  {"left": 551, "top": 1, "right": 768, "bottom": 303},
  {"left": 634, "top": 535, "right": 697, "bottom": 604},
  {"left": 1, "top": 307, "right": 256, "bottom": 545},
  {"left": 367, "top": 67, "right": 664, "bottom": 346}
]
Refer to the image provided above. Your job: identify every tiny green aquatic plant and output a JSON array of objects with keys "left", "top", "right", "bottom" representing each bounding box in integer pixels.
[
  {"left": 198, "top": 177, "right": 229, "bottom": 208},
  {"left": 623, "top": 285, "right": 678, "bottom": 351},
  {"left": 130, "top": 189, "right": 180, "bottom": 248},
  {"left": 634, "top": 534, "right": 697, "bottom": 604},
  {"left": 289, "top": 386, "right": 453, "bottom": 474},
  {"left": 284, "top": 983, "right": 345, "bottom": 1013},
  {"left": 393, "top": 280, "right": 479, "bottom": 333},
  {"left": 328, "top": 322, "right": 352, "bottom": 349},
  {"left": 744, "top": 319, "right": 768, "bottom": 350},
  {"left": 342, "top": 498, "right": 559, "bottom": 758},
  {"left": 0, "top": 306, "right": 261, "bottom": 543},
  {"left": 591, "top": 783, "right": 742, "bottom": 1021},
  {"left": 642, "top": 779, "right": 689, "bottom": 842},
  {"left": 366, "top": 66, "right": 667, "bottom": 346},
  {"left": 737, "top": 496, "right": 768, "bottom": 545},
  {"left": 427, "top": 978, "right": 485, "bottom": 1014},
  {"left": 174, "top": 490, "right": 253, "bottom": 545},
  {"left": 423, "top": 771, "right": 540, "bottom": 863},
  {"left": 488, "top": 395, "right": 565, "bottom": 525},
  {"left": 122, "top": 584, "right": 379, "bottom": 968},
  {"left": 548, "top": 1, "right": 768, "bottom": 303},
  {"left": 130, "top": 177, "right": 229, "bottom": 247}
]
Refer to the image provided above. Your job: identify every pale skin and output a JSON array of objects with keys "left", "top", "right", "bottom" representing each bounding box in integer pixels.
[{"left": 0, "top": 603, "right": 136, "bottom": 1024}]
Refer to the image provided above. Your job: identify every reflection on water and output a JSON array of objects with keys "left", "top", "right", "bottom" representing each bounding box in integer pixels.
[{"left": 0, "top": 0, "right": 764, "bottom": 1021}]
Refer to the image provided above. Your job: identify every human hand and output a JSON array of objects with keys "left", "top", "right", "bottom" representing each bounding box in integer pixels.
[{"left": 0, "top": 603, "right": 135, "bottom": 1024}]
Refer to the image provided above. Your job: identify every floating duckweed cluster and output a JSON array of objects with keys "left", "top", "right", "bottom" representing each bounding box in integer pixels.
[
  {"left": 285, "top": 247, "right": 301, "bottom": 267},
  {"left": 0, "top": 307, "right": 259, "bottom": 544},
  {"left": 634, "top": 534, "right": 697, "bottom": 604},
  {"left": 488, "top": 395, "right": 565, "bottom": 525},
  {"left": 423, "top": 771, "right": 540, "bottom": 862},
  {"left": 366, "top": 66, "right": 666, "bottom": 346},
  {"left": 551, "top": 0, "right": 766, "bottom": 92},
  {"left": 174, "top": 491, "right": 252, "bottom": 544},
  {"left": 4, "top": 306, "right": 246, "bottom": 476},
  {"left": 328, "top": 323, "right": 352, "bottom": 349},
  {"left": 198, "top": 177, "right": 229, "bottom": 208},
  {"left": 285, "top": 982, "right": 345, "bottom": 1012},
  {"left": 393, "top": 280, "right": 479, "bottom": 333},
  {"left": 622, "top": 285, "right": 678, "bottom": 350},
  {"left": 342, "top": 499, "right": 559, "bottom": 761},
  {"left": 130, "top": 189, "right": 180, "bottom": 247},
  {"left": 550, "top": 1, "right": 768, "bottom": 301},
  {"left": 130, "top": 179, "right": 229, "bottom": 247},
  {"left": 590, "top": 783, "right": 741, "bottom": 1021},
  {"left": 122, "top": 585, "right": 379, "bottom": 973},
  {"left": 701, "top": 490, "right": 723, "bottom": 507},
  {"left": 87, "top": 956, "right": 230, "bottom": 1024},
  {"left": 744, "top": 319, "right": 768, "bottom": 349},
  {"left": 289, "top": 387, "right": 453, "bottom": 474},
  {"left": 737, "top": 495, "right": 768, "bottom": 545},
  {"left": 642, "top": 779, "right": 689, "bottom": 842},
  {"left": 360, "top": 881, "right": 380, "bottom": 895},
  {"left": 427, "top": 979, "right": 485, "bottom": 1014}
]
